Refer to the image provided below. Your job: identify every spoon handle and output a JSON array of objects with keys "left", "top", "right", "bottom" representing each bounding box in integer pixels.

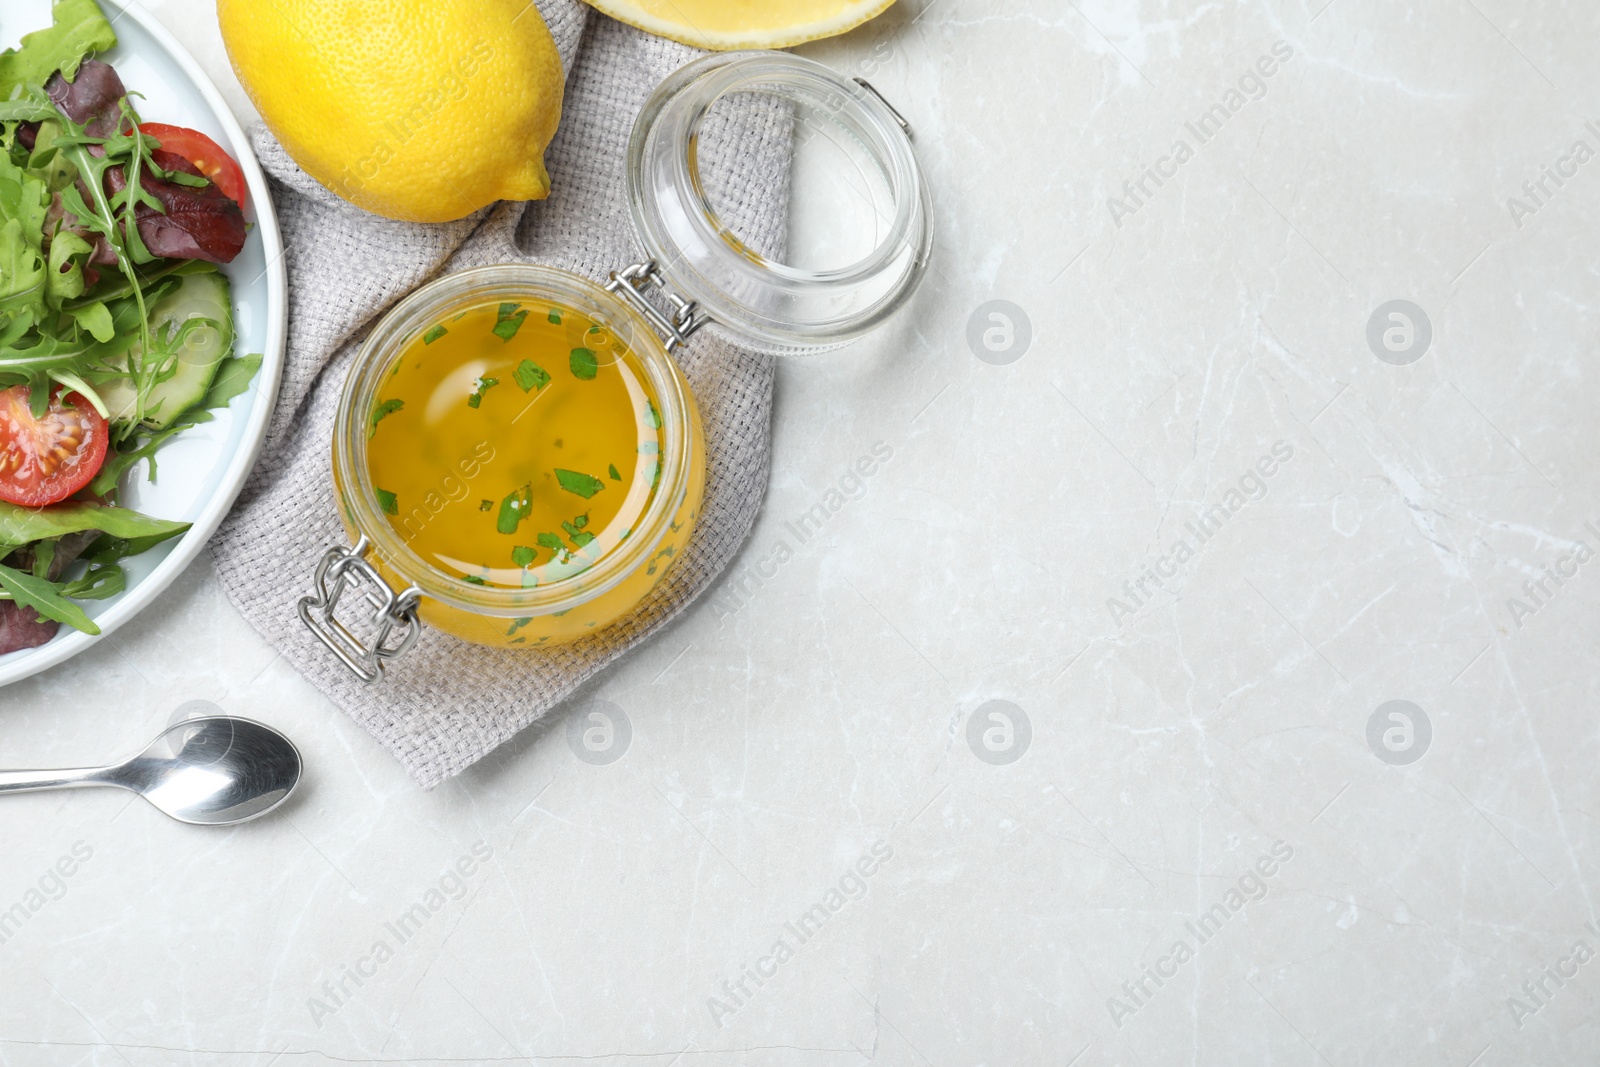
[{"left": 0, "top": 767, "right": 110, "bottom": 795}]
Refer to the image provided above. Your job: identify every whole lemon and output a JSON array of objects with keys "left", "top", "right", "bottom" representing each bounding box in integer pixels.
[{"left": 217, "top": 0, "right": 563, "bottom": 223}]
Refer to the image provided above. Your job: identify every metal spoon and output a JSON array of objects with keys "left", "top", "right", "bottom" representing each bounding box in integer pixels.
[{"left": 0, "top": 716, "right": 302, "bottom": 825}]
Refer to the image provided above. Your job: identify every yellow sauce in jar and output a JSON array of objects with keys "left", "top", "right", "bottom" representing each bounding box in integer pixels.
[{"left": 363, "top": 300, "right": 676, "bottom": 641}]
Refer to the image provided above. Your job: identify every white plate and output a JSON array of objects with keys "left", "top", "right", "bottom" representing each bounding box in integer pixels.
[{"left": 0, "top": 0, "right": 286, "bottom": 686}]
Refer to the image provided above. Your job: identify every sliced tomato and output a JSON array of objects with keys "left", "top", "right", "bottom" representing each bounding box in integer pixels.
[
  {"left": 137, "top": 123, "right": 248, "bottom": 210},
  {"left": 0, "top": 387, "right": 110, "bottom": 507}
]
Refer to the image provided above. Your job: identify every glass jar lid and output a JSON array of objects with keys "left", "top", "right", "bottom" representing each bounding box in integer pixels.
[{"left": 626, "top": 51, "right": 932, "bottom": 351}]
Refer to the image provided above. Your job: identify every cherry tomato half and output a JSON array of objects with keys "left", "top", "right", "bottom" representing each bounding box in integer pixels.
[
  {"left": 0, "top": 386, "right": 110, "bottom": 507},
  {"left": 137, "top": 123, "right": 248, "bottom": 210}
]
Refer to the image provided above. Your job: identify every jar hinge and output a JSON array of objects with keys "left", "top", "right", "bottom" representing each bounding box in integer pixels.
[
  {"left": 297, "top": 535, "right": 422, "bottom": 684},
  {"left": 605, "top": 260, "right": 709, "bottom": 352}
]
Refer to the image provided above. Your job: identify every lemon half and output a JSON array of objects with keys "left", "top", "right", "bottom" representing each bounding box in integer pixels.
[{"left": 581, "top": 0, "right": 898, "bottom": 50}]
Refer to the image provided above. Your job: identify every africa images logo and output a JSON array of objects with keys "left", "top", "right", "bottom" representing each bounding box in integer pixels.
[
  {"left": 0, "top": 842, "right": 94, "bottom": 948},
  {"left": 708, "top": 442, "right": 894, "bottom": 625},
  {"left": 1503, "top": 520, "right": 1600, "bottom": 630},
  {"left": 1506, "top": 922, "right": 1600, "bottom": 1030},
  {"left": 1107, "top": 42, "right": 1295, "bottom": 227},
  {"left": 1106, "top": 441, "right": 1295, "bottom": 625},
  {"left": 706, "top": 841, "right": 893, "bottom": 1028},
  {"left": 306, "top": 841, "right": 494, "bottom": 1028},
  {"left": 966, "top": 700, "right": 1031, "bottom": 765},
  {"left": 1504, "top": 121, "right": 1600, "bottom": 230},
  {"left": 1106, "top": 841, "right": 1294, "bottom": 1028}
]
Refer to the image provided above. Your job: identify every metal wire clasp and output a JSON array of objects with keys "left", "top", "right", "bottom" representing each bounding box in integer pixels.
[
  {"left": 605, "top": 260, "right": 708, "bottom": 351},
  {"left": 297, "top": 536, "right": 422, "bottom": 684},
  {"left": 852, "top": 77, "right": 912, "bottom": 138}
]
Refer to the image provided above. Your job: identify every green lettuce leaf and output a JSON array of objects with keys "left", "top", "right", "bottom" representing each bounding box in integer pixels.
[
  {"left": 69, "top": 300, "right": 114, "bottom": 341},
  {"left": 0, "top": 217, "right": 46, "bottom": 319},
  {"left": 45, "top": 230, "right": 94, "bottom": 305},
  {"left": 0, "top": 499, "right": 189, "bottom": 550},
  {"left": 0, "top": 0, "right": 118, "bottom": 100}
]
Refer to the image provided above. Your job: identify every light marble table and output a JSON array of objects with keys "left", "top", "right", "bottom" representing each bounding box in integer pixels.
[{"left": 3, "top": 1, "right": 1600, "bottom": 1064}]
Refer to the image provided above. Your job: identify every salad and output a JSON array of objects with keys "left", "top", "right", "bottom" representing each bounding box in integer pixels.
[{"left": 0, "top": 0, "right": 261, "bottom": 654}]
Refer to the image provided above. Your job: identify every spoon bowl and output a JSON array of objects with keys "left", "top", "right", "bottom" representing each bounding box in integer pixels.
[{"left": 0, "top": 716, "right": 302, "bottom": 826}]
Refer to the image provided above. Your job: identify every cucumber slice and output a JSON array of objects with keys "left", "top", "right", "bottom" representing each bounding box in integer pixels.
[{"left": 99, "top": 271, "right": 235, "bottom": 429}]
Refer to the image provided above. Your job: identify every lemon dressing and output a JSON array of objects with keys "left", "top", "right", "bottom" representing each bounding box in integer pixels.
[{"left": 366, "top": 302, "right": 665, "bottom": 595}]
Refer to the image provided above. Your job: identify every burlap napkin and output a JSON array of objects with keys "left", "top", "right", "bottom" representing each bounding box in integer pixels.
[{"left": 210, "top": 1, "right": 792, "bottom": 788}]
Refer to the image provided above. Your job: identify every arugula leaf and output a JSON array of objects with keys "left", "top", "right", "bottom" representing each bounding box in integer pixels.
[
  {"left": 479, "top": 499, "right": 492, "bottom": 511},
  {"left": 547, "top": 309, "right": 561, "bottom": 324},
  {"left": 368, "top": 397, "right": 403, "bottom": 437},
  {"left": 513, "top": 359, "right": 549, "bottom": 392},
  {"left": 0, "top": 562, "right": 98, "bottom": 635},
  {"left": 57, "top": 563, "right": 123, "bottom": 600},
  {"left": 422, "top": 324, "right": 447, "bottom": 344},
  {"left": 569, "top": 347, "right": 598, "bottom": 380},
  {"left": 30, "top": 540, "right": 56, "bottom": 579},
  {"left": 193, "top": 348, "right": 261, "bottom": 410},
  {"left": 0, "top": 0, "right": 118, "bottom": 99},
  {"left": 492, "top": 302, "right": 528, "bottom": 341},
  {"left": 148, "top": 161, "right": 209, "bottom": 189},
  {"left": 555, "top": 468, "right": 604, "bottom": 499},
  {"left": 374, "top": 488, "right": 398, "bottom": 516},
  {"left": 88, "top": 351, "right": 263, "bottom": 495},
  {"left": 78, "top": 523, "right": 189, "bottom": 566},
  {"left": 0, "top": 499, "right": 189, "bottom": 550},
  {"left": 511, "top": 545, "right": 535, "bottom": 568},
  {"left": 608, "top": 464, "right": 621, "bottom": 481},
  {"left": 535, "top": 532, "right": 564, "bottom": 553}
]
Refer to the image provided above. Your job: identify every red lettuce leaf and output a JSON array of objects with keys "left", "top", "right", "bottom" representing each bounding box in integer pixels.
[
  {"left": 45, "top": 58, "right": 128, "bottom": 138},
  {"left": 16, "top": 57, "right": 126, "bottom": 149},
  {"left": 103, "top": 149, "right": 246, "bottom": 264},
  {"left": 0, "top": 597, "right": 58, "bottom": 654}
]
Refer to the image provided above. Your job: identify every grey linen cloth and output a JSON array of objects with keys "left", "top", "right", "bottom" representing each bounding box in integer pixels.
[{"left": 210, "top": 1, "right": 792, "bottom": 788}]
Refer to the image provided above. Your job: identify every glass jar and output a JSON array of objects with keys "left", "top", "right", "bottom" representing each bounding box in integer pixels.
[{"left": 300, "top": 51, "right": 931, "bottom": 682}]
